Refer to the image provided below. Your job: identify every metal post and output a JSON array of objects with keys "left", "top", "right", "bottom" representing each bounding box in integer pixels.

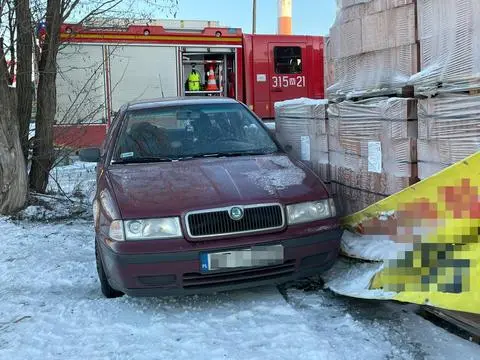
[{"left": 252, "top": 0, "right": 257, "bottom": 34}]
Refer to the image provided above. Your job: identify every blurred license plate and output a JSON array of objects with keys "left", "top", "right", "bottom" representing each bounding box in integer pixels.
[{"left": 200, "top": 245, "right": 284, "bottom": 272}]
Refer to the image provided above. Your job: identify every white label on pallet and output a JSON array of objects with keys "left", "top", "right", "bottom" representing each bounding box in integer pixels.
[
  {"left": 368, "top": 141, "right": 382, "bottom": 173},
  {"left": 301, "top": 136, "right": 311, "bottom": 161}
]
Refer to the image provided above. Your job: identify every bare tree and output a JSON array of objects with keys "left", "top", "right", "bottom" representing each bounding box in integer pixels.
[
  {"left": 29, "top": 0, "right": 178, "bottom": 193},
  {"left": 0, "top": 37, "right": 28, "bottom": 213},
  {"left": 29, "top": 0, "right": 62, "bottom": 192},
  {"left": 0, "top": 0, "right": 178, "bottom": 213},
  {"left": 16, "top": 0, "right": 33, "bottom": 161}
]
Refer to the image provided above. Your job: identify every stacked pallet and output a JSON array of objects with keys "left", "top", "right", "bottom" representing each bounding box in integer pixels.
[
  {"left": 411, "top": 0, "right": 480, "bottom": 179},
  {"left": 411, "top": 0, "right": 480, "bottom": 96},
  {"left": 417, "top": 94, "right": 480, "bottom": 179},
  {"left": 327, "top": 97, "right": 418, "bottom": 215},
  {"left": 328, "top": 0, "right": 418, "bottom": 101},
  {"left": 326, "top": 0, "right": 420, "bottom": 214},
  {"left": 274, "top": 98, "right": 331, "bottom": 188}
]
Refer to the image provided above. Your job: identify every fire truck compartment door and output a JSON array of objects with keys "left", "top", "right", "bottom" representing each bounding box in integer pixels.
[
  {"left": 56, "top": 44, "right": 106, "bottom": 124},
  {"left": 108, "top": 46, "right": 178, "bottom": 111},
  {"left": 268, "top": 43, "right": 308, "bottom": 118}
]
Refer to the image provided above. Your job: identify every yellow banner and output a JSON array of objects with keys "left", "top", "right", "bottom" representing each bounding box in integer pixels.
[{"left": 339, "top": 152, "right": 480, "bottom": 314}]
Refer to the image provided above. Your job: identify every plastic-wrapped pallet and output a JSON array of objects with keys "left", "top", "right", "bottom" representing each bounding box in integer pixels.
[
  {"left": 327, "top": 97, "right": 418, "bottom": 215},
  {"left": 410, "top": 0, "right": 480, "bottom": 95},
  {"left": 328, "top": 45, "right": 418, "bottom": 101},
  {"left": 417, "top": 94, "right": 480, "bottom": 179},
  {"left": 274, "top": 98, "right": 330, "bottom": 186},
  {"left": 328, "top": 0, "right": 418, "bottom": 100}
]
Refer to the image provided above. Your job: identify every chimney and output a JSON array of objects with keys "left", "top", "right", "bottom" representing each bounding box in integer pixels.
[{"left": 278, "top": 0, "right": 292, "bottom": 35}]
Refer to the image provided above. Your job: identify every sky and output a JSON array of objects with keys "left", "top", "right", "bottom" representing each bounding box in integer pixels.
[{"left": 174, "top": 0, "right": 336, "bottom": 36}]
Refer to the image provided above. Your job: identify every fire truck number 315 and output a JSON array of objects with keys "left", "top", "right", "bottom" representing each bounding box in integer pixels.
[{"left": 272, "top": 75, "right": 306, "bottom": 88}]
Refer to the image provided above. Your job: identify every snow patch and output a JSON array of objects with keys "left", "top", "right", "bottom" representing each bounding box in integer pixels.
[
  {"left": 245, "top": 157, "right": 306, "bottom": 194},
  {"left": 274, "top": 97, "right": 329, "bottom": 108},
  {"left": 46, "top": 161, "right": 97, "bottom": 201},
  {"left": 323, "top": 258, "right": 397, "bottom": 300},
  {"left": 16, "top": 196, "right": 90, "bottom": 222},
  {"left": 286, "top": 288, "right": 480, "bottom": 360},
  {"left": 341, "top": 231, "right": 409, "bottom": 261},
  {"left": 378, "top": 210, "right": 395, "bottom": 221},
  {"left": 17, "top": 160, "right": 97, "bottom": 222}
]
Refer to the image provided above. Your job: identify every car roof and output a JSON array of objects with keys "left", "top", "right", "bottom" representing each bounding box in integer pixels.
[{"left": 126, "top": 97, "right": 240, "bottom": 111}]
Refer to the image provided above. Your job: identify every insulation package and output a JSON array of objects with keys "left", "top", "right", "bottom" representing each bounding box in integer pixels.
[
  {"left": 328, "top": 0, "right": 418, "bottom": 100},
  {"left": 417, "top": 94, "right": 480, "bottom": 179},
  {"left": 410, "top": 0, "right": 480, "bottom": 95},
  {"left": 327, "top": 97, "right": 418, "bottom": 215},
  {"left": 274, "top": 98, "right": 331, "bottom": 187}
]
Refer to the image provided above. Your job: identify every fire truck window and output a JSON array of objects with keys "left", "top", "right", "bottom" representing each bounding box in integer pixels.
[{"left": 274, "top": 46, "right": 302, "bottom": 74}]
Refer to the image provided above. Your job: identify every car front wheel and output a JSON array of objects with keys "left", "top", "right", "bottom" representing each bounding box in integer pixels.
[{"left": 95, "top": 239, "right": 124, "bottom": 299}]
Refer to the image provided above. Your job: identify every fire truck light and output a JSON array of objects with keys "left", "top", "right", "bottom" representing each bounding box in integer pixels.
[
  {"left": 144, "top": 29, "right": 150, "bottom": 36},
  {"left": 208, "top": 48, "right": 234, "bottom": 53},
  {"left": 215, "top": 31, "right": 222, "bottom": 38}
]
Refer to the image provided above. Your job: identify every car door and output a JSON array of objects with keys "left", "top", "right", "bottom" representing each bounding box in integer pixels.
[{"left": 268, "top": 43, "right": 308, "bottom": 117}]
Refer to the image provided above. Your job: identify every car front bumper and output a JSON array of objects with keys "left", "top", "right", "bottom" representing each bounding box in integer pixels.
[{"left": 98, "top": 228, "right": 343, "bottom": 297}]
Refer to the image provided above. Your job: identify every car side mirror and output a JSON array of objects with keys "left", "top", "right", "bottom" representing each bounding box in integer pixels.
[{"left": 79, "top": 148, "right": 101, "bottom": 162}]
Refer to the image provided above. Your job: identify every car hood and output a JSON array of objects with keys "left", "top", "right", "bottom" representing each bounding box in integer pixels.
[{"left": 107, "top": 154, "right": 328, "bottom": 219}]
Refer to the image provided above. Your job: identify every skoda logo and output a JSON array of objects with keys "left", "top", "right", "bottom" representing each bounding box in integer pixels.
[{"left": 229, "top": 207, "right": 244, "bottom": 221}]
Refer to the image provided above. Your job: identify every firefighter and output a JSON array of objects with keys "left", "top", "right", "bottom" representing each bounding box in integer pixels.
[{"left": 187, "top": 64, "right": 201, "bottom": 91}]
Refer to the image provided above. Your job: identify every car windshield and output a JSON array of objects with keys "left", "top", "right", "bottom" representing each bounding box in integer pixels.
[{"left": 112, "top": 103, "right": 279, "bottom": 163}]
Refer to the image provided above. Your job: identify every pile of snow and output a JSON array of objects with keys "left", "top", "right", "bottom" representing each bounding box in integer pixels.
[
  {"left": 17, "top": 161, "right": 97, "bottom": 222},
  {"left": 340, "top": 231, "right": 412, "bottom": 261},
  {"left": 46, "top": 161, "right": 97, "bottom": 201},
  {"left": 322, "top": 258, "right": 397, "bottom": 300},
  {"left": 16, "top": 195, "right": 90, "bottom": 222}
]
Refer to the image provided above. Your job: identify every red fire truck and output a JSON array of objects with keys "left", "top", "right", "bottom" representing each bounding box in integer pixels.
[{"left": 54, "top": 20, "right": 325, "bottom": 148}]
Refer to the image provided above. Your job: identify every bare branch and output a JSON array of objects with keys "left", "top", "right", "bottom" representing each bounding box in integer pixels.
[{"left": 63, "top": 0, "right": 122, "bottom": 23}]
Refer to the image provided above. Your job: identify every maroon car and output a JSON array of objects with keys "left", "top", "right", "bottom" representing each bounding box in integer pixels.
[{"left": 80, "top": 97, "right": 342, "bottom": 298}]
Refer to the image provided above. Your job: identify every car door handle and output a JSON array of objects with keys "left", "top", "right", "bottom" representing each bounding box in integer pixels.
[{"left": 272, "top": 88, "right": 283, "bottom": 92}]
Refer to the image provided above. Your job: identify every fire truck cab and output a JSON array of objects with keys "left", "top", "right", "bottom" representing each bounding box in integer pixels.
[{"left": 54, "top": 19, "right": 325, "bottom": 148}]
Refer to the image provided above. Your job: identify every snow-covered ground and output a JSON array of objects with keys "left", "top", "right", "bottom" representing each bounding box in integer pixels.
[{"left": 0, "top": 161, "right": 479, "bottom": 360}]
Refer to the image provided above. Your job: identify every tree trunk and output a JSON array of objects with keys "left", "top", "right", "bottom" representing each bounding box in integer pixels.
[
  {"left": 16, "top": 0, "right": 33, "bottom": 161},
  {"left": 29, "top": 0, "right": 62, "bottom": 193},
  {"left": 0, "top": 39, "right": 28, "bottom": 214}
]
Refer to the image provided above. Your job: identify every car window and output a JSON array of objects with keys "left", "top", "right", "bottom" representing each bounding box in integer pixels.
[{"left": 112, "top": 103, "right": 279, "bottom": 161}]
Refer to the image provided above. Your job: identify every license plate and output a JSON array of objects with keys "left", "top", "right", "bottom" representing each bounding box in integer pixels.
[{"left": 200, "top": 245, "right": 284, "bottom": 272}]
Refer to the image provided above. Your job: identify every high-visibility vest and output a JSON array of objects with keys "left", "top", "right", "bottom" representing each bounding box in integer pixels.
[{"left": 188, "top": 70, "right": 201, "bottom": 91}]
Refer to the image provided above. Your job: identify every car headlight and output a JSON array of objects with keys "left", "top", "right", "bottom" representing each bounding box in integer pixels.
[
  {"left": 108, "top": 218, "right": 183, "bottom": 241},
  {"left": 124, "top": 218, "right": 182, "bottom": 240},
  {"left": 286, "top": 199, "right": 336, "bottom": 225}
]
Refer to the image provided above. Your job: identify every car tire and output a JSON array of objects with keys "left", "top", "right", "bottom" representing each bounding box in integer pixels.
[{"left": 95, "top": 240, "right": 124, "bottom": 299}]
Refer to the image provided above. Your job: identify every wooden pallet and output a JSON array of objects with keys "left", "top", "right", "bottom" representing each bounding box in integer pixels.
[
  {"left": 415, "top": 81, "right": 480, "bottom": 98},
  {"left": 422, "top": 307, "right": 480, "bottom": 343},
  {"left": 469, "top": 88, "right": 480, "bottom": 96},
  {"left": 328, "top": 85, "right": 415, "bottom": 103}
]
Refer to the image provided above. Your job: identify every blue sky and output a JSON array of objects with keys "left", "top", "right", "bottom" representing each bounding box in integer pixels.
[{"left": 174, "top": 0, "right": 336, "bottom": 35}]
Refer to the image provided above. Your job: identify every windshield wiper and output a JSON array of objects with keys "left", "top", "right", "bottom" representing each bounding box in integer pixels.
[
  {"left": 183, "top": 151, "right": 277, "bottom": 159},
  {"left": 112, "top": 156, "right": 175, "bottom": 164},
  {"left": 113, "top": 150, "right": 279, "bottom": 164}
]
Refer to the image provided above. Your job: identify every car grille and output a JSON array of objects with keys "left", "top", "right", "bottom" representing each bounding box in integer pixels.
[
  {"left": 182, "top": 260, "right": 296, "bottom": 289},
  {"left": 186, "top": 204, "right": 284, "bottom": 238}
]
